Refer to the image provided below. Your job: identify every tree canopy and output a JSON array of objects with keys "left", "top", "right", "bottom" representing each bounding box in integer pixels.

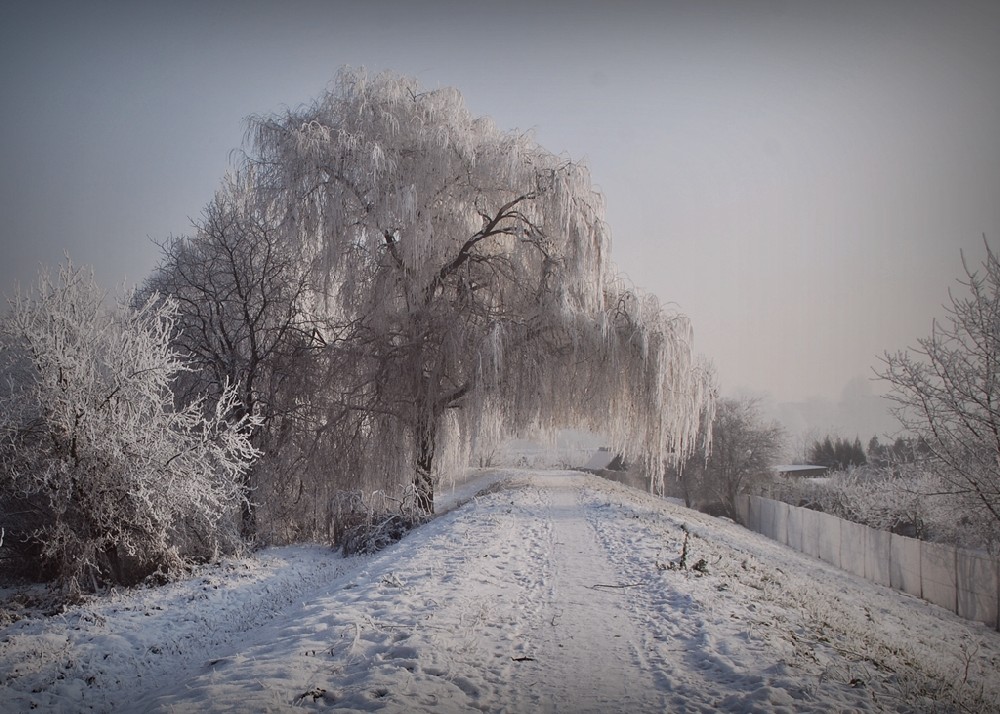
[
  {"left": 151, "top": 68, "right": 715, "bottom": 520},
  {"left": 675, "top": 396, "right": 782, "bottom": 519}
]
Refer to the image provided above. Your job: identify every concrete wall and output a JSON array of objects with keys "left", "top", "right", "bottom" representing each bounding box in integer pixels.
[
  {"left": 839, "top": 519, "right": 868, "bottom": 580},
  {"left": 743, "top": 495, "right": 999, "bottom": 630},
  {"left": 864, "top": 527, "right": 892, "bottom": 588},
  {"left": 890, "top": 533, "right": 923, "bottom": 598}
]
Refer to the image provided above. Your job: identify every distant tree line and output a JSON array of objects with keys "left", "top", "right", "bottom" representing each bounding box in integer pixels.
[
  {"left": 801, "top": 434, "right": 932, "bottom": 473},
  {"left": 807, "top": 436, "right": 867, "bottom": 471}
]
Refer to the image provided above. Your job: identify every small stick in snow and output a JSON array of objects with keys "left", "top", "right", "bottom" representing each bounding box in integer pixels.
[{"left": 589, "top": 583, "right": 642, "bottom": 590}]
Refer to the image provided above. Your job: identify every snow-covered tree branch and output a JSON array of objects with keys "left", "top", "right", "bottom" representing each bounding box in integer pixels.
[{"left": 879, "top": 238, "right": 1000, "bottom": 532}]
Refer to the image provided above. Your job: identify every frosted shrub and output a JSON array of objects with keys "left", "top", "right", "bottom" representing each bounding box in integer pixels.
[
  {"left": 825, "top": 467, "right": 939, "bottom": 538},
  {"left": 0, "top": 262, "right": 260, "bottom": 595},
  {"left": 331, "top": 488, "right": 426, "bottom": 556},
  {"left": 775, "top": 467, "right": 1000, "bottom": 551}
]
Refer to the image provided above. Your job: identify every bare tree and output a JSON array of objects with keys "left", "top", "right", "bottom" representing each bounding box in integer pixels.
[
  {"left": 0, "top": 261, "right": 259, "bottom": 595},
  {"left": 695, "top": 397, "right": 783, "bottom": 520},
  {"left": 146, "top": 173, "right": 317, "bottom": 421},
  {"left": 143, "top": 172, "right": 320, "bottom": 539},
  {"left": 879, "top": 239, "right": 1000, "bottom": 532}
]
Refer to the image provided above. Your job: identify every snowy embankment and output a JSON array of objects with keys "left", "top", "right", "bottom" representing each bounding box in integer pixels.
[{"left": 2, "top": 470, "right": 998, "bottom": 713}]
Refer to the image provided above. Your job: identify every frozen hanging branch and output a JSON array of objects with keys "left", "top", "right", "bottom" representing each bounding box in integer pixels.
[{"left": 223, "top": 67, "right": 715, "bottom": 512}]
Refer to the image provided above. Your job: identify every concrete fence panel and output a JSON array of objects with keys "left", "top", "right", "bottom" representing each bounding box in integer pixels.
[
  {"left": 920, "top": 541, "right": 958, "bottom": 613},
  {"left": 760, "top": 499, "right": 781, "bottom": 540},
  {"left": 786, "top": 504, "right": 804, "bottom": 553},
  {"left": 955, "top": 550, "right": 999, "bottom": 629},
  {"left": 757, "top": 497, "right": 775, "bottom": 540},
  {"left": 747, "top": 496, "right": 762, "bottom": 533},
  {"left": 736, "top": 495, "right": 751, "bottom": 528},
  {"left": 839, "top": 519, "right": 868, "bottom": 579},
  {"left": 817, "top": 512, "right": 842, "bottom": 568},
  {"left": 890, "top": 534, "right": 922, "bottom": 598},
  {"left": 772, "top": 500, "right": 790, "bottom": 546},
  {"left": 864, "top": 526, "right": 892, "bottom": 588},
  {"left": 801, "top": 509, "right": 822, "bottom": 559},
  {"left": 755, "top": 497, "right": 769, "bottom": 535}
]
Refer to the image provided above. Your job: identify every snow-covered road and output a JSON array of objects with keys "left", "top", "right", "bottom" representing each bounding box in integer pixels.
[{"left": 2, "top": 470, "right": 999, "bottom": 712}]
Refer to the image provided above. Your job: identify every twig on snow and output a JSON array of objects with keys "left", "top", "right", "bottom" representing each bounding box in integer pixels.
[
  {"left": 361, "top": 619, "right": 449, "bottom": 631},
  {"left": 589, "top": 583, "right": 642, "bottom": 590}
]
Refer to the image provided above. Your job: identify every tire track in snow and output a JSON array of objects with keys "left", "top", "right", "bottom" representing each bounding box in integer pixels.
[{"left": 577, "top": 480, "right": 802, "bottom": 712}]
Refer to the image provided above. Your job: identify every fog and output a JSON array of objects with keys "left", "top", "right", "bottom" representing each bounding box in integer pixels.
[{"left": 2, "top": 0, "right": 998, "bottom": 438}]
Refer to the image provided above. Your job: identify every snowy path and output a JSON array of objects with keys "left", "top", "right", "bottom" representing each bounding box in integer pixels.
[
  {"left": 2, "top": 470, "right": 999, "bottom": 713},
  {"left": 130, "top": 473, "right": 671, "bottom": 713},
  {"left": 519, "top": 477, "right": 664, "bottom": 711}
]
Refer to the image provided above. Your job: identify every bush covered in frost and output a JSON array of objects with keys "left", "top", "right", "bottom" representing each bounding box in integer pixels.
[
  {"left": 0, "top": 262, "right": 260, "bottom": 596},
  {"left": 766, "top": 466, "right": 1000, "bottom": 552}
]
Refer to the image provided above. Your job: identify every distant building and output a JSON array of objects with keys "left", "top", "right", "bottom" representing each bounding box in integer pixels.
[{"left": 772, "top": 464, "right": 828, "bottom": 479}]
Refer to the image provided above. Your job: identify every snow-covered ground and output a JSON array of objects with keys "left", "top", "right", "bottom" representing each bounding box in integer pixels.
[{"left": 2, "top": 469, "right": 998, "bottom": 713}]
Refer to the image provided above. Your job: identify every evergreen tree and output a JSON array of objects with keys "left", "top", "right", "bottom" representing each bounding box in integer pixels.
[{"left": 808, "top": 435, "right": 868, "bottom": 471}]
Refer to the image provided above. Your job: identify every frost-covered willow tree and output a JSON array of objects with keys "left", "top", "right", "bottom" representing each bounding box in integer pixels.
[{"left": 245, "top": 68, "right": 713, "bottom": 511}]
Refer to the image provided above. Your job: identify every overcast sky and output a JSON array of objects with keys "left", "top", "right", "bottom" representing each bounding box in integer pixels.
[{"left": 2, "top": 0, "right": 998, "bottom": 438}]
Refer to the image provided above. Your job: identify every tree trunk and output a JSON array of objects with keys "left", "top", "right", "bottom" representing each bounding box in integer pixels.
[
  {"left": 238, "top": 398, "right": 268, "bottom": 542},
  {"left": 414, "top": 421, "right": 436, "bottom": 515},
  {"left": 682, "top": 470, "right": 694, "bottom": 509},
  {"left": 240, "top": 474, "right": 258, "bottom": 540}
]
